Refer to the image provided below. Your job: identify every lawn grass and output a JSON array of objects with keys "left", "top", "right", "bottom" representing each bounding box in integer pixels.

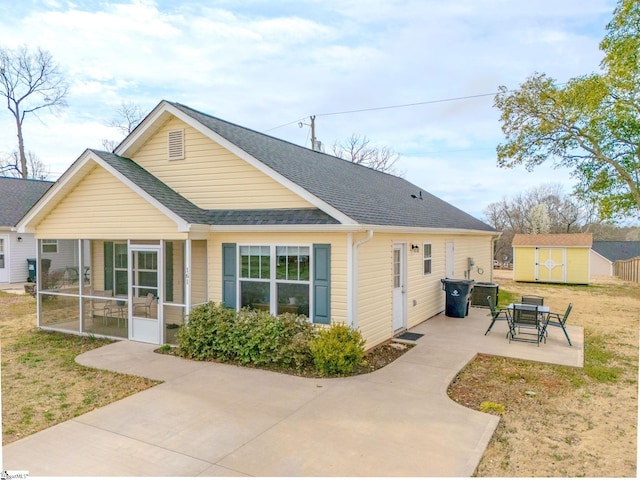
[{"left": 0, "top": 291, "right": 159, "bottom": 445}]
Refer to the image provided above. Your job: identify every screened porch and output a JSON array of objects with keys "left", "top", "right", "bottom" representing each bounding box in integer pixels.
[{"left": 35, "top": 238, "right": 207, "bottom": 345}]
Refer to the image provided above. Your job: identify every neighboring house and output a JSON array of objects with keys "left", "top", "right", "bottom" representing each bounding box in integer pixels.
[
  {"left": 18, "top": 100, "right": 498, "bottom": 347},
  {"left": 591, "top": 241, "right": 640, "bottom": 277},
  {"left": 0, "top": 177, "right": 54, "bottom": 284},
  {"left": 512, "top": 233, "right": 593, "bottom": 285}
]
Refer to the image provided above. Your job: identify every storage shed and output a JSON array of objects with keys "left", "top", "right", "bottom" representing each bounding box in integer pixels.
[{"left": 512, "top": 233, "right": 592, "bottom": 284}]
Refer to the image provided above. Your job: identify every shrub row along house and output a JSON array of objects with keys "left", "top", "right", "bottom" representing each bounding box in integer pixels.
[{"left": 17, "top": 100, "right": 497, "bottom": 347}]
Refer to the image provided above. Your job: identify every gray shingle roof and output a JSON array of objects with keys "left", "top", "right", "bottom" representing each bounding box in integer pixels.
[
  {"left": 592, "top": 241, "right": 640, "bottom": 262},
  {"left": 91, "top": 150, "right": 338, "bottom": 226},
  {"left": 169, "top": 101, "right": 495, "bottom": 232},
  {"left": 0, "top": 177, "right": 54, "bottom": 227}
]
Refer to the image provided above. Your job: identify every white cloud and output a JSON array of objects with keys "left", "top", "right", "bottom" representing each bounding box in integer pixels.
[{"left": 0, "top": 0, "right": 619, "bottom": 218}]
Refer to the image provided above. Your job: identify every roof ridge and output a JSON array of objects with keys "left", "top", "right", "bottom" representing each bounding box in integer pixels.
[{"left": 0, "top": 176, "right": 54, "bottom": 185}]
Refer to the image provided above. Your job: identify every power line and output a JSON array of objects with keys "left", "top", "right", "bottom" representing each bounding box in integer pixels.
[
  {"left": 315, "top": 92, "right": 497, "bottom": 117},
  {"left": 264, "top": 91, "right": 499, "bottom": 132}
]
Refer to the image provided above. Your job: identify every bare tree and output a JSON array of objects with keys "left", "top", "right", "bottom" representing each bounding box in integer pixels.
[
  {"left": 101, "top": 101, "right": 145, "bottom": 151},
  {"left": 1, "top": 150, "right": 50, "bottom": 180},
  {"left": 483, "top": 184, "right": 590, "bottom": 263},
  {"left": 0, "top": 45, "right": 68, "bottom": 178},
  {"left": 332, "top": 133, "right": 403, "bottom": 176}
]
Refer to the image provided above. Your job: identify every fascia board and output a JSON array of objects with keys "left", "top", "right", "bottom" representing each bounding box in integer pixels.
[
  {"left": 209, "top": 224, "right": 362, "bottom": 233},
  {"left": 355, "top": 225, "right": 500, "bottom": 236},
  {"left": 209, "top": 224, "right": 499, "bottom": 235}
]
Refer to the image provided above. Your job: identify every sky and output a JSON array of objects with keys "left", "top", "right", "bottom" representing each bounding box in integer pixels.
[{"left": 0, "top": 0, "right": 619, "bottom": 220}]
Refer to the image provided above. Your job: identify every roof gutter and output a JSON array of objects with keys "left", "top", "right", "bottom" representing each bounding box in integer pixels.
[{"left": 349, "top": 229, "right": 374, "bottom": 329}]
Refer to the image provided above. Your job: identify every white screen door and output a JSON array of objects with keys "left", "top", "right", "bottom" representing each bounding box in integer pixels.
[{"left": 130, "top": 247, "right": 161, "bottom": 343}]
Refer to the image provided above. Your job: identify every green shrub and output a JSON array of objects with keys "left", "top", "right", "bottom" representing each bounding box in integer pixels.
[
  {"left": 177, "top": 302, "right": 236, "bottom": 361},
  {"left": 309, "top": 324, "right": 365, "bottom": 376},
  {"left": 177, "top": 302, "right": 316, "bottom": 372}
]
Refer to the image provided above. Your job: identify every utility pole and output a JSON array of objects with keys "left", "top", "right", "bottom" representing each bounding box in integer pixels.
[
  {"left": 299, "top": 115, "right": 317, "bottom": 150},
  {"left": 310, "top": 115, "right": 316, "bottom": 150}
]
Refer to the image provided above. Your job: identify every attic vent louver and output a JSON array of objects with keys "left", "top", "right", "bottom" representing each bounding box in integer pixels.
[{"left": 168, "top": 129, "right": 184, "bottom": 160}]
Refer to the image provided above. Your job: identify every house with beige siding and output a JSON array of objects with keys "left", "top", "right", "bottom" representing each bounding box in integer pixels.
[
  {"left": 512, "top": 233, "right": 592, "bottom": 285},
  {"left": 17, "top": 100, "right": 497, "bottom": 347}
]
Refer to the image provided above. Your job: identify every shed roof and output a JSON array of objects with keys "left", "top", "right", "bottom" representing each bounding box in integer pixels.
[
  {"left": 0, "top": 177, "right": 54, "bottom": 227},
  {"left": 512, "top": 233, "right": 593, "bottom": 247},
  {"left": 592, "top": 241, "right": 640, "bottom": 261}
]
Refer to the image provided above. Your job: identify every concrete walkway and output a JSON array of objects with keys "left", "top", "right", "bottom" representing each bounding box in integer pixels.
[{"left": 2, "top": 308, "right": 582, "bottom": 477}]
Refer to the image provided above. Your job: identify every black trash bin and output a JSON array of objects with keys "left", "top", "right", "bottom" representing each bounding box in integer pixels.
[
  {"left": 471, "top": 282, "right": 499, "bottom": 308},
  {"left": 441, "top": 279, "right": 475, "bottom": 317},
  {"left": 27, "top": 258, "right": 37, "bottom": 282}
]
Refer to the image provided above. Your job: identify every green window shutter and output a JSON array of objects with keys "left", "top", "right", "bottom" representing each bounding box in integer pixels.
[
  {"left": 222, "top": 243, "right": 237, "bottom": 308},
  {"left": 165, "top": 242, "right": 174, "bottom": 303},
  {"left": 104, "top": 241, "right": 114, "bottom": 291},
  {"left": 313, "top": 244, "right": 331, "bottom": 324}
]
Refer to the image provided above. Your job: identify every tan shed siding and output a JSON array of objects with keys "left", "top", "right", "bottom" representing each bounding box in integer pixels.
[
  {"left": 566, "top": 248, "right": 590, "bottom": 284},
  {"left": 513, "top": 247, "right": 536, "bottom": 282},
  {"left": 35, "top": 166, "right": 183, "bottom": 239},
  {"left": 207, "top": 232, "right": 348, "bottom": 325},
  {"left": 132, "top": 117, "right": 313, "bottom": 210}
]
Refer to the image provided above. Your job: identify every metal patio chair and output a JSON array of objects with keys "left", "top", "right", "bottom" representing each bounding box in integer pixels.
[
  {"left": 521, "top": 295, "right": 544, "bottom": 306},
  {"left": 546, "top": 303, "right": 573, "bottom": 346},
  {"left": 509, "top": 303, "right": 547, "bottom": 346},
  {"left": 484, "top": 295, "right": 511, "bottom": 336}
]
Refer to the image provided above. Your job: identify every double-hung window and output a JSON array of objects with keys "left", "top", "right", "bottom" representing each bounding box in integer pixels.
[
  {"left": 239, "top": 245, "right": 310, "bottom": 317},
  {"left": 41, "top": 239, "right": 58, "bottom": 254},
  {"left": 423, "top": 243, "right": 432, "bottom": 275}
]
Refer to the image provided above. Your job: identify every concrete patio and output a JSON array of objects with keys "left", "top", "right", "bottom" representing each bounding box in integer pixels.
[{"left": 2, "top": 306, "right": 582, "bottom": 477}]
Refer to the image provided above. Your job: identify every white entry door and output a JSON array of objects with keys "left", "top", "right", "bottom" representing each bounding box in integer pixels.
[
  {"left": 445, "top": 241, "right": 455, "bottom": 278},
  {"left": 0, "top": 236, "right": 8, "bottom": 283},
  {"left": 392, "top": 244, "right": 406, "bottom": 331},
  {"left": 130, "top": 247, "right": 161, "bottom": 344}
]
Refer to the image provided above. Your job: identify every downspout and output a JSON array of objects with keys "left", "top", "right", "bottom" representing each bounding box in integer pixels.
[{"left": 350, "top": 229, "right": 374, "bottom": 329}]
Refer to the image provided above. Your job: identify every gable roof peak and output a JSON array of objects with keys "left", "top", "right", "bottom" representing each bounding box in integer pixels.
[{"left": 116, "top": 100, "right": 496, "bottom": 232}]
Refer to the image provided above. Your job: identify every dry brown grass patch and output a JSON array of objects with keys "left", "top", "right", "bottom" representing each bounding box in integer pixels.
[
  {"left": 448, "top": 271, "right": 638, "bottom": 477},
  {"left": 0, "top": 291, "right": 158, "bottom": 445}
]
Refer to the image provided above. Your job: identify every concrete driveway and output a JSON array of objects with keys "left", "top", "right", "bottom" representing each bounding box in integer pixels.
[{"left": 2, "top": 308, "right": 582, "bottom": 477}]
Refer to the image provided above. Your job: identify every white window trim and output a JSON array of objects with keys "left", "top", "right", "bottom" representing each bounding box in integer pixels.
[
  {"left": 237, "top": 243, "right": 313, "bottom": 319},
  {"left": 423, "top": 242, "right": 432, "bottom": 275},
  {"left": 41, "top": 239, "right": 58, "bottom": 254}
]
